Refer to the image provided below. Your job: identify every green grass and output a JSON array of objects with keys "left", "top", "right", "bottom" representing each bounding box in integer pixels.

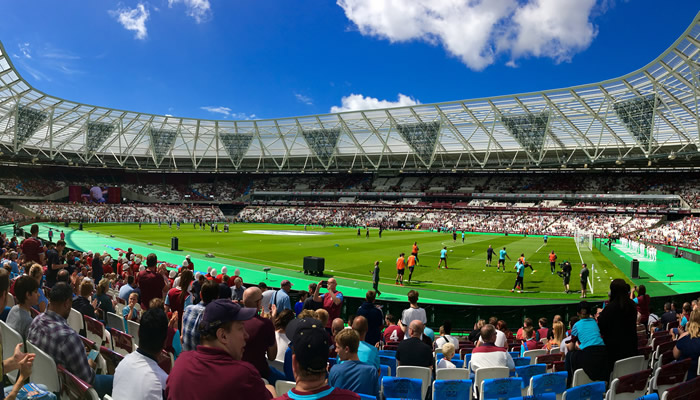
[{"left": 75, "top": 222, "right": 628, "bottom": 300}]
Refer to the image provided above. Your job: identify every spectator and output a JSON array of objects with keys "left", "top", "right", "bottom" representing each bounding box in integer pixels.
[
  {"left": 260, "top": 283, "right": 275, "bottom": 315},
  {"left": 27, "top": 282, "right": 113, "bottom": 397},
  {"left": 294, "top": 290, "right": 307, "bottom": 316},
  {"left": 565, "top": 301, "right": 608, "bottom": 387},
  {"left": 396, "top": 320, "right": 433, "bottom": 369},
  {"left": 329, "top": 328, "right": 379, "bottom": 398},
  {"left": 537, "top": 318, "right": 550, "bottom": 342},
  {"left": 138, "top": 254, "right": 165, "bottom": 310},
  {"left": 165, "top": 299, "right": 274, "bottom": 399},
  {"left": 437, "top": 342, "right": 456, "bottom": 369},
  {"left": 658, "top": 302, "right": 676, "bottom": 329},
  {"left": 29, "top": 264, "right": 47, "bottom": 313},
  {"left": 113, "top": 307, "right": 169, "bottom": 400},
  {"left": 0, "top": 269, "right": 37, "bottom": 400},
  {"left": 547, "top": 321, "right": 565, "bottom": 351},
  {"left": 598, "top": 279, "right": 638, "bottom": 372},
  {"left": 231, "top": 276, "right": 245, "bottom": 302},
  {"left": 92, "top": 250, "right": 104, "bottom": 285},
  {"left": 400, "top": 290, "right": 426, "bottom": 340},
  {"left": 520, "top": 326, "right": 544, "bottom": 356},
  {"left": 6, "top": 275, "right": 39, "bottom": 339},
  {"left": 274, "top": 309, "right": 295, "bottom": 362},
  {"left": 20, "top": 224, "right": 44, "bottom": 265},
  {"left": 302, "top": 283, "right": 322, "bottom": 311},
  {"left": 73, "top": 279, "right": 97, "bottom": 320},
  {"left": 119, "top": 275, "right": 136, "bottom": 301},
  {"left": 632, "top": 284, "right": 651, "bottom": 325},
  {"left": 516, "top": 318, "right": 536, "bottom": 342},
  {"left": 181, "top": 280, "right": 219, "bottom": 352},
  {"left": 165, "top": 269, "right": 193, "bottom": 329},
  {"left": 276, "top": 317, "right": 358, "bottom": 400},
  {"left": 560, "top": 317, "right": 579, "bottom": 355},
  {"left": 673, "top": 309, "right": 700, "bottom": 381},
  {"left": 45, "top": 240, "right": 67, "bottom": 287},
  {"left": 469, "top": 319, "right": 486, "bottom": 343},
  {"left": 497, "top": 320, "right": 512, "bottom": 342},
  {"left": 351, "top": 316, "right": 380, "bottom": 369},
  {"left": 477, "top": 317, "right": 507, "bottom": 348},
  {"left": 313, "top": 278, "right": 344, "bottom": 332},
  {"left": 122, "top": 292, "right": 141, "bottom": 333},
  {"left": 355, "top": 290, "right": 383, "bottom": 346},
  {"left": 95, "top": 278, "right": 116, "bottom": 317},
  {"left": 242, "top": 287, "right": 282, "bottom": 384},
  {"left": 191, "top": 273, "right": 205, "bottom": 305},
  {"left": 470, "top": 324, "right": 515, "bottom": 372},
  {"left": 435, "top": 320, "right": 460, "bottom": 350},
  {"left": 273, "top": 280, "right": 293, "bottom": 312},
  {"left": 383, "top": 314, "right": 403, "bottom": 344}
]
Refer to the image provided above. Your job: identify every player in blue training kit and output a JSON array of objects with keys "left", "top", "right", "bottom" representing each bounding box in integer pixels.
[
  {"left": 512, "top": 261, "right": 525, "bottom": 292},
  {"left": 438, "top": 247, "right": 448, "bottom": 269},
  {"left": 498, "top": 247, "right": 511, "bottom": 272}
]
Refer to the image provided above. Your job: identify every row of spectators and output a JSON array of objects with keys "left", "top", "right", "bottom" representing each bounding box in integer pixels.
[
  {"left": 20, "top": 202, "right": 225, "bottom": 223},
  {"left": 237, "top": 206, "right": 661, "bottom": 237},
  {"left": 635, "top": 216, "right": 700, "bottom": 250}
]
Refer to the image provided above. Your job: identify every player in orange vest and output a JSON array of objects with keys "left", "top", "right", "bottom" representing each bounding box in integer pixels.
[
  {"left": 395, "top": 253, "right": 406, "bottom": 286},
  {"left": 411, "top": 242, "right": 419, "bottom": 264},
  {"left": 549, "top": 251, "right": 557, "bottom": 274},
  {"left": 407, "top": 254, "right": 417, "bottom": 283}
]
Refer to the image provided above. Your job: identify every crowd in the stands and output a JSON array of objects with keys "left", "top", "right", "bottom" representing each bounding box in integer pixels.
[
  {"left": 0, "top": 224, "right": 698, "bottom": 399},
  {"left": 20, "top": 202, "right": 225, "bottom": 223}
]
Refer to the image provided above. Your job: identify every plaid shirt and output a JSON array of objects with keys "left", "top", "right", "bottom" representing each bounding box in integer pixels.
[
  {"left": 181, "top": 303, "right": 206, "bottom": 352},
  {"left": 27, "top": 310, "right": 95, "bottom": 384}
]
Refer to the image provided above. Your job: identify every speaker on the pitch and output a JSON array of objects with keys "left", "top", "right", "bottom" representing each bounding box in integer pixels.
[
  {"left": 171, "top": 237, "right": 179, "bottom": 251},
  {"left": 303, "top": 256, "right": 325, "bottom": 276},
  {"left": 631, "top": 259, "right": 640, "bottom": 279}
]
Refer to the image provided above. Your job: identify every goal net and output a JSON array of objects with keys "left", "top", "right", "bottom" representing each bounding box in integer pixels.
[{"left": 575, "top": 229, "right": 593, "bottom": 251}]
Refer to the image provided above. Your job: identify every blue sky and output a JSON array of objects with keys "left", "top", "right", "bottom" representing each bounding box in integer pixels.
[{"left": 0, "top": 1, "right": 697, "bottom": 121}]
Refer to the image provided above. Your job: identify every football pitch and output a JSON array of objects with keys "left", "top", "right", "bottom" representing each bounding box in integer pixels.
[{"left": 70, "top": 222, "right": 627, "bottom": 301}]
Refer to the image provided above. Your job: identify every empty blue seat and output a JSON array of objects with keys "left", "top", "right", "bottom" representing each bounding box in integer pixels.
[
  {"left": 508, "top": 394, "right": 557, "bottom": 400},
  {"left": 382, "top": 377, "right": 422, "bottom": 400},
  {"left": 513, "top": 357, "right": 532, "bottom": 367},
  {"left": 379, "top": 349, "right": 396, "bottom": 357},
  {"left": 516, "top": 364, "right": 547, "bottom": 389},
  {"left": 433, "top": 379, "right": 473, "bottom": 400},
  {"left": 530, "top": 371, "right": 567, "bottom": 397},
  {"left": 562, "top": 381, "right": 606, "bottom": 400},
  {"left": 481, "top": 377, "right": 523, "bottom": 400},
  {"left": 380, "top": 356, "right": 397, "bottom": 377}
]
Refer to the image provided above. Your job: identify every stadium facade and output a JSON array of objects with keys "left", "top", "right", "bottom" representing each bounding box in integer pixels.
[{"left": 0, "top": 14, "right": 698, "bottom": 172}]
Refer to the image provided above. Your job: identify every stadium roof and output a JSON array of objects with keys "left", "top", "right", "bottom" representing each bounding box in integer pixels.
[{"left": 0, "top": 13, "right": 699, "bottom": 173}]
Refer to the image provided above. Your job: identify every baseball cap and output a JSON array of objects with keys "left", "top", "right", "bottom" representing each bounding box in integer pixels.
[
  {"left": 286, "top": 317, "right": 328, "bottom": 374},
  {"left": 281, "top": 279, "right": 293, "bottom": 287},
  {"left": 200, "top": 299, "right": 257, "bottom": 333}
]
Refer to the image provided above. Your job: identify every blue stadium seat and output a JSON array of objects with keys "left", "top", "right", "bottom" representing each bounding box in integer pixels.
[
  {"left": 379, "top": 350, "right": 396, "bottom": 357},
  {"left": 432, "top": 379, "right": 472, "bottom": 400},
  {"left": 379, "top": 364, "right": 390, "bottom": 389},
  {"left": 514, "top": 357, "right": 532, "bottom": 367},
  {"left": 381, "top": 377, "right": 422, "bottom": 400},
  {"left": 357, "top": 394, "right": 377, "bottom": 400},
  {"left": 562, "top": 381, "right": 606, "bottom": 400},
  {"left": 508, "top": 394, "right": 557, "bottom": 400},
  {"left": 481, "top": 377, "right": 523, "bottom": 400},
  {"left": 633, "top": 395, "right": 658, "bottom": 400},
  {"left": 516, "top": 364, "right": 547, "bottom": 390},
  {"left": 529, "top": 371, "right": 567, "bottom": 398},
  {"left": 380, "top": 356, "right": 397, "bottom": 377}
]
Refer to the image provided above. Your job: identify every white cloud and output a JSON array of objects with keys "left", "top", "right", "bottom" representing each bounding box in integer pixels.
[
  {"left": 201, "top": 106, "right": 256, "bottom": 120},
  {"left": 330, "top": 93, "right": 420, "bottom": 113},
  {"left": 110, "top": 4, "right": 150, "bottom": 40},
  {"left": 337, "top": 0, "right": 602, "bottom": 70},
  {"left": 18, "top": 43, "right": 31, "bottom": 59},
  {"left": 168, "top": 0, "right": 212, "bottom": 23},
  {"left": 295, "top": 93, "right": 314, "bottom": 105}
]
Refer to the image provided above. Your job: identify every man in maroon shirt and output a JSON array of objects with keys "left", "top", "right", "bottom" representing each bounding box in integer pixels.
[
  {"left": 241, "top": 287, "right": 282, "bottom": 383},
  {"left": 137, "top": 253, "right": 165, "bottom": 310},
  {"left": 275, "top": 317, "right": 359, "bottom": 400},
  {"left": 20, "top": 224, "right": 44, "bottom": 264},
  {"left": 165, "top": 299, "right": 274, "bottom": 399}
]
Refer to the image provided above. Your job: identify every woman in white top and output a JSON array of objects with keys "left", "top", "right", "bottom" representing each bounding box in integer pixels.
[
  {"left": 274, "top": 309, "right": 295, "bottom": 361},
  {"left": 437, "top": 342, "right": 457, "bottom": 369}
]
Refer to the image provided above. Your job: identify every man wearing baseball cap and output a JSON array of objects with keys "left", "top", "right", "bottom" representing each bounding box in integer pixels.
[
  {"left": 165, "top": 299, "right": 275, "bottom": 399},
  {"left": 275, "top": 317, "right": 359, "bottom": 400},
  {"left": 273, "top": 280, "right": 293, "bottom": 312}
]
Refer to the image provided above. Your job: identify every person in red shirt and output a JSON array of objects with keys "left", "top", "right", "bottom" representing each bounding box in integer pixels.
[
  {"left": 395, "top": 253, "right": 405, "bottom": 286},
  {"left": 216, "top": 267, "right": 228, "bottom": 284},
  {"left": 312, "top": 278, "right": 343, "bottom": 332},
  {"left": 20, "top": 225, "right": 44, "bottom": 265},
  {"left": 184, "top": 255, "right": 194, "bottom": 271},
  {"left": 138, "top": 254, "right": 165, "bottom": 310},
  {"left": 165, "top": 299, "right": 274, "bottom": 399},
  {"left": 520, "top": 326, "right": 544, "bottom": 355},
  {"left": 382, "top": 314, "right": 403, "bottom": 344}
]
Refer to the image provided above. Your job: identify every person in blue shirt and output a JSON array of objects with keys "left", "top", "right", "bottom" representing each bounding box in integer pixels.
[
  {"left": 461, "top": 231, "right": 465, "bottom": 243},
  {"left": 273, "top": 280, "right": 293, "bottom": 311},
  {"left": 329, "top": 328, "right": 379, "bottom": 398},
  {"left": 294, "top": 290, "right": 307, "bottom": 316},
  {"left": 511, "top": 261, "right": 525, "bottom": 293},
  {"left": 543, "top": 234, "right": 548, "bottom": 244},
  {"left": 565, "top": 301, "right": 608, "bottom": 387},
  {"left": 438, "top": 247, "right": 448, "bottom": 269},
  {"left": 498, "top": 247, "right": 511, "bottom": 272}
]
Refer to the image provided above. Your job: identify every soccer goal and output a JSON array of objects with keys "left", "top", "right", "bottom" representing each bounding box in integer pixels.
[{"left": 575, "top": 229, "right": 594, "bottom": 251}]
